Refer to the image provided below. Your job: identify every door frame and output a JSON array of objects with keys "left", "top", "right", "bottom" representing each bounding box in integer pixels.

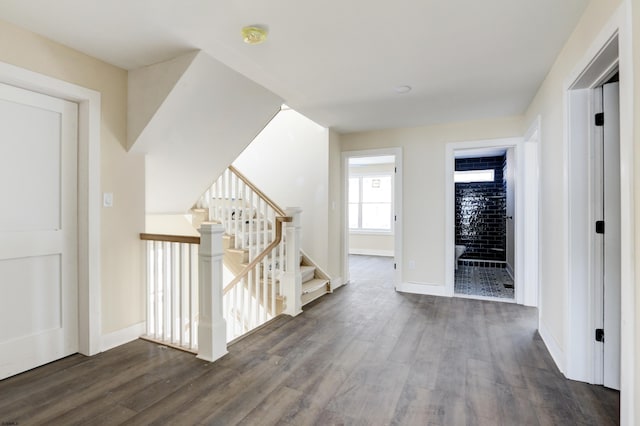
[
  {"left": 0, "top": 61, "right": 102, "bottom": 356},
  {"left": 342, "top": 148, "right": 403, "bottom": 288},
  {"left": 563, "top": 15, "right": 632, "bottom": 390},
  {"left": 444, "top": 137, "right": 537, "bottom": 305}
]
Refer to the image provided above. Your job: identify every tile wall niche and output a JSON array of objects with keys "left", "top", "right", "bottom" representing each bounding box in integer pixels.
[{"left": 455, "top": 155, "right": 507, "bottom": 263}]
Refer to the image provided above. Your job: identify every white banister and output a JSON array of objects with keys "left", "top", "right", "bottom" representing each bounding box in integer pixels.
[
  {"left": 282, "top": 207, "right": 303, "bottom": 317},
  {"left": 197, "top": 223, "right": 228, "bottom": 362}
]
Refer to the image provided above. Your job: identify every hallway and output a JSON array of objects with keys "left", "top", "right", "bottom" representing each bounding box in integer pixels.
[{"left": 0, "top": 256, "right": 619, "bottom": 424}]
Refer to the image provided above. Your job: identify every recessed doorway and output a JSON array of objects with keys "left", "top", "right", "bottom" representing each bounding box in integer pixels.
[
  {"left": 445, "top": 137, "right": 538, "bottom": 307},
  {"left": 342, "top": 148, "right": 402, "bottom": 288},
  {"left": 453, "top": 148, "right": 515, "bottom": 301}
]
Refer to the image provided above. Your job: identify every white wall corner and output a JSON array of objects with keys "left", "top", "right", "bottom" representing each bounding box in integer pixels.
[
  {"left": 127, "top": 51, "right": 198, "bottom": 149},
  {"left": 538, "top": 320, "right": 565, "bottom": 375},
  {"left": 101, "top": 322, "right": 146, "bottom": 352},
  {"left": 132, "top": 50, "right": 283, "bottom": 214}
]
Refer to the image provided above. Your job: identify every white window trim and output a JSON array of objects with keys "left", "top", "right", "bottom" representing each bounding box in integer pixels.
[{"left": 348, "top": 173, "right": 394, "bottom": 233}]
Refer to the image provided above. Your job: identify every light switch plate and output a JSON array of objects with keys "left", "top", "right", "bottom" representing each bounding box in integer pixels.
[{"left": 103, "top": 192, "right": 113, "bottom": 208}]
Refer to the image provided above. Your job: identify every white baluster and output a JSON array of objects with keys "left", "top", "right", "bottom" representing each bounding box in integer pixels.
[
  {"left": 240, "top": 180, "right": 247, "bottom": 249},
  {"left": 197, "top": 223, "right": 227, "bottom": 361},
  {"left": 187, "top": 244, "right": 194, "bottom": 348},
  {"left": 248, "top": 189, "right": 255, "bottom": 256},
  {"left": 179, "top": 243, "right": 185, "bottom": 347},
  {"left": 262, "top": 249, "right": 268, "bottom": 322},
  {"left": 172, "top": 242, "right": 178, "bottom": 344},
  {"left": 282, "top": 208, "right": 303, "bottom": 316},
  {"left": 234, "top": 174, "right": 240, "bottom": 248},
  {"left": 147, "top": 241, "right": 154, "bottom": 336}
]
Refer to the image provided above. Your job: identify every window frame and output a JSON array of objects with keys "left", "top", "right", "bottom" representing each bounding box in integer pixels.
[
  {"left": 348, "top": 171, "right": 394, "bottom": 235},
  {"left": 454, "top": 169, "right": 495, "bottom": 183}
]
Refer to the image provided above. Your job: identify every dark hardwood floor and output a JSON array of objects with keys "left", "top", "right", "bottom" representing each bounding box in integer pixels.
[{"left": 0, "top": 255, "right": 619, "bottom": 425}]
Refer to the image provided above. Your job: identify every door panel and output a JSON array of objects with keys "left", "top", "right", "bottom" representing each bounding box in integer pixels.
[
  {"left": 602, "top": 81, "right": 620, "bottom": 390},
  {"left": 0, "top": 83, "right": 78, "bottom": 380}
]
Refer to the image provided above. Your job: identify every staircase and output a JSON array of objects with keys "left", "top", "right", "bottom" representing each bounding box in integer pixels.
[
  {"left": 300, "top": 253, "right": 331, "bottom": 306},
  {"left": 194, "top": 165, "right": 330, "bottom": 341}
]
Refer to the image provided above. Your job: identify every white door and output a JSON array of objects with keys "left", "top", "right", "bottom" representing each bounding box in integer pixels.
[
  {"left": 0, "top": 83, "right": 78, "bottom": 380},
  {"left": 602, "top": 81, "right": 621, "bottom": 390}
]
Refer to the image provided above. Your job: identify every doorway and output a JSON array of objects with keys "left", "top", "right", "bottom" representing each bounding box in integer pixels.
[
  {"left": 0, "top": 61, "right": 102, "bottom": 359},
  {"left": 595, "top": 75, "right": 621, "bottom": 390},
  {"left": 0, "top": 83, "right": 79, "bottom": 380},
  {"left": 445, "top": 137, "right": 538, "bottom": 306},
  {"left": 453, "top": 149, "right": 515, "bottom": 301},
  {"left": 564, "top": 33, "right": 623, "bottom": 391},
  {"left": 342, "top": 148, "right": 402, "bottom": 288}
]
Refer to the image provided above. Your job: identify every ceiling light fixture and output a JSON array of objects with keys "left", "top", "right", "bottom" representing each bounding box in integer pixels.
[
  {"left": 242, "top": 25, "right": 268, "bottom": 45},
  {"left": 395, "top": 85, "right": 412, "bottom": 94}
]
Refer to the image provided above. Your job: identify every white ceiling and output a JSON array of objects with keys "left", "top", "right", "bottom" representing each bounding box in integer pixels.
[{"left": 0, "top": 0, "right": 590, "bottom": 133}]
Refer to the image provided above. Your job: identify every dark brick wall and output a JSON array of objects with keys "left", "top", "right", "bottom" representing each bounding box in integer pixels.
[{"left": 455, "top": 155, "right": 506, "bottom": 261}]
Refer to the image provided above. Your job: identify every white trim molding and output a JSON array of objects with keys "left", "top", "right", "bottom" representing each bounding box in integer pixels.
[
  {"left": 101, "top": 322, "right": 146, "bottom": 352},
  {"left": 539, "top": 320, "right": 565, "bottom": 375},
  {"left": 0, "top": 61, "right": 101, "bottom": 356},
  {"left": 562, "top": 4, "right": 635, "bottom": 422},
  {"left": 330, "top": 276, "right": 345, "bottom": 291},
  {"left": 396, "top": 282, "right": 448, "bottom": 297},
  {"left": 348, "top": 249, "right": 394, "bottom": 257},
  {"left": 342, "top": 148, "right": 403, "bottom": 289}
]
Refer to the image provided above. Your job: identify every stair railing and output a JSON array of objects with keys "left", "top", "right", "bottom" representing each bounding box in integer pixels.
[
  {"left": 196, "top": 166, "right": 302, "bottom": 342},
  {"left": 198, "top": 166, "right": 285, "bottom": 262},
  {"left": 139, "top": 233, "right": 201, "bottom": 353},
  {"left": 140, "top": 224, "right": 228, "bottom": 362}
]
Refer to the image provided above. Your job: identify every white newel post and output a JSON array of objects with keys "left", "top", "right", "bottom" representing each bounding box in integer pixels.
[
  {"left": 282, "top": 207, "right": 303, "bottom": 316},
  {"left": 197, "top": 222, "right": 228, "bottom": 362}
]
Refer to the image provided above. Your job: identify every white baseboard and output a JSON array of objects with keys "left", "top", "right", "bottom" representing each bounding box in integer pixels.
[
  {"left": 348, "top": 249, "right": 394, "bottom": 257},
  {"left": 538, "top": 319, "right": 565, "bottom": 374},
  {"left": 101, "top": 321, "right": 146, "bottom": 352},
  {"left": 396, "top": 281, "right": 448, "bottom": 297},
  {"left": 330, "top": 276, "right": 345, "bottom": 291}
]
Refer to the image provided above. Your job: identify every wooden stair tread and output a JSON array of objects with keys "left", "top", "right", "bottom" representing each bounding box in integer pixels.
[{"left": 302, "top": 278, "right": 329, "bottom": 294}]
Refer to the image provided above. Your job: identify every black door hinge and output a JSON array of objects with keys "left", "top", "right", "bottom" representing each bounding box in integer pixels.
[
  {"left": 595, "top": 328, "right": 605, "bottom": 342},
  {"left": 394, "top": 263, "right": 397, "bottom": 270},
  {"left": 394, "top": 167, "right": 397, "bottom": 173},
  {"left": 596, "top": 220, "right": 605, "bottom": 234},
  {"left": 595, "top": 112, "right": 604, "bottom": 126}
]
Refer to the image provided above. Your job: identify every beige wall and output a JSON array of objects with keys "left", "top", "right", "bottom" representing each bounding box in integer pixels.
[
  {"left": 631, "top": 0, "right": 640, "bottom": 417},
  {"left": 0, "top": 20, "right": 146, "bottom": 335},
  {"left": 523, "top": 0, "right": 622, "bottom": 355},
  {"left": 328, "top": 130, "right": 343, "bottom": 279},
  {"left": 341, "top": 116, "right": 523, "bottom": 287},
  {"left": 349, "top": 234, "right": 394, "bottom": 255}
]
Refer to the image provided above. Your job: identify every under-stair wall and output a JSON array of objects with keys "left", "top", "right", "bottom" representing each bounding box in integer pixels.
[{"left": 232, "top": 108, "right": 333, "bottom": 276}]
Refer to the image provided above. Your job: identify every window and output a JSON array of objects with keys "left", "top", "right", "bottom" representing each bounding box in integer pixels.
[
  {"left": 454, "top": 169, "right": 495, "bottom": 183},
  {"left": 349, "top": 174, "right": 393, "bottom": 232}
]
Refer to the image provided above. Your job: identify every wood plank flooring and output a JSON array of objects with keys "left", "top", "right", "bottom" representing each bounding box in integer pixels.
[{"left": 0, "top": 255, "right": 619, "bottom": 425}]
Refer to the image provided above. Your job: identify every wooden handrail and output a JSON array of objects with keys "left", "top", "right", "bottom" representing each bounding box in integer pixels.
[
  {"left": 223, "top": 216, "right": 292, "bottom": 295},
  {"left": 140, "top": 233, "right": 201, "bottom": 245},
  {"left": 228, "top": 165, "right": 287, "bottom": 217}
]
